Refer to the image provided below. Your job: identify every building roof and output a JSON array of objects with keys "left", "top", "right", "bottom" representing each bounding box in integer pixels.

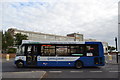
[
  {"left": 67, "top": 33, "right": 83, "bottom": 36},
  {"left": 22, "top": 40, "right": 85, "bottom": 44},
  {"left": 8, "top": 28, "right": 77, "bottom": 38}
]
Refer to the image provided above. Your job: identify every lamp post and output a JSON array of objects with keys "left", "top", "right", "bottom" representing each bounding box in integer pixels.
[
  {"left": 115, "top": 37, "right": 118, "bottom": 51},
  {"left": 115, "top": 37, "right": 118, "bottom": 63}
]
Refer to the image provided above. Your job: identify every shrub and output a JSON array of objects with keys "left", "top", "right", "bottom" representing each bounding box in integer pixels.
[{"left": 7, "top": 48, "right": 17, "bottom": 53}]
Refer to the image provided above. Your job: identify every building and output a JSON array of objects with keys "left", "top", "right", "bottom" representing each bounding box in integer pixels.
[
  {"left": 8, "top": 28, "right": 83, "bottom": 42},
  {"left": 85, "top": 39, "right": 108, "bottom": 53},
  {"left": 67, "top": 33, "right": 83, "bottom": 41},
  {"left": 8, "top": 28, "right": 108, "bottom": 53}
]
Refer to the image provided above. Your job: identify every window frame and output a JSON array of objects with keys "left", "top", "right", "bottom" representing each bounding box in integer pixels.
[
  {"left": 40, "top": 44, "right": 56, "bottom": 56},
  {"left": 85, "top": 44, "right": 99, "bottom": 56},
  {"left": 20, "top": 44, "right": 99, "bottom": 57}
]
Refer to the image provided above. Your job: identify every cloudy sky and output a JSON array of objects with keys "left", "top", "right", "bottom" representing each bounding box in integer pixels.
[{"left": 1, "top": 0, "right": 119, "bottom": 46}]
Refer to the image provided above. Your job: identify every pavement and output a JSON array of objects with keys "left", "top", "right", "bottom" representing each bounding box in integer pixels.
[
  {"left": 1, "top": 58, "right": 120, "bottom": 80},
  {"left": 2, "top": 71, "right": 46, "bottom": 78}
]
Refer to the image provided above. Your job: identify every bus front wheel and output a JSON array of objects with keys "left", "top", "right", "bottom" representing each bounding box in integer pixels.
[
  {"left": 75, "top": 61, "right": 83, "bottom": 69},
  {"left": 16, "top": 61, "right": 24, "bottom": 68}
]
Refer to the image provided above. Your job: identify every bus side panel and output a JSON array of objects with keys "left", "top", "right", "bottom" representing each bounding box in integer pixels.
[
  {"left": 36, "top": 57, "right": 105, "bottom": 67},
  {"left": 56, "top": 61, "right": 75, "bottom": 67},
  {"left": 78, "top": 57, "right": 94, "bottom": 66},
  {"left": 37, "top": 61, "right": 75, "bottom": 67},
  {"left": 37, "top": 61, "right": 57, "bottom": 67},
  {"left": 78, "top": 57, "right": 105, "bottom": 66}
]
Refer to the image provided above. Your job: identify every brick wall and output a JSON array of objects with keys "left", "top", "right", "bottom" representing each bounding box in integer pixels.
[{"left": 0, "top": 53, "right": 16, "bottom": 58}]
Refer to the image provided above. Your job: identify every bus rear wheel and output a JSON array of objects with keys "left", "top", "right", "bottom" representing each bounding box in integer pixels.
[
  {"left": 16, "top": 61, "right": 24, "bottom": 68},
  {"left": 75, "top": 61, "right": 83, "bottom": 69}
]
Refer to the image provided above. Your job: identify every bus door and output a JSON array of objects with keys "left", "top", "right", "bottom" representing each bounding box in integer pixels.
[{"left": 26, "top": 45, "right": 37, "bottom": 66}]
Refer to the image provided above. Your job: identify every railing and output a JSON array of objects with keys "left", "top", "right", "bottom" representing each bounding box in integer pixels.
[{"left": 105, "top": 52, "right": 120, "bottom": 64}]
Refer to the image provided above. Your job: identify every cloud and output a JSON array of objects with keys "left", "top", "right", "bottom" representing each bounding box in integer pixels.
[{"left": 1, "top": 0, "right": 119, "bottom": 46}]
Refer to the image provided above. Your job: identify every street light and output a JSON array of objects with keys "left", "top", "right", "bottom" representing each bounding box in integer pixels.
[
  {"left": 115, "top": 37, "right": 118, "bottom": 63},
  {"left": 115, "top": 37, "right": 118, "bottom": 51}
]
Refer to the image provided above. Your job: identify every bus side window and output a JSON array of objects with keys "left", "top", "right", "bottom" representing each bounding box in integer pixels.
[
  {"left": 56, "top": 46, "right": 69, "bottom": 56},
  {"left": 86, "top": 45, "right": 99, "bottom": 56},
  {"left": 70, "top": 45, "right": 85, "bottom": 56},
  {"left": 41, "top": 45, "right": 55, "bottom": 56}
]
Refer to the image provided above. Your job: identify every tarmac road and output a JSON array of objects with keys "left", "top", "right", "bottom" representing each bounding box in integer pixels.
[{"left": 1, "top": 58, "right": 120, "bottom": 80}]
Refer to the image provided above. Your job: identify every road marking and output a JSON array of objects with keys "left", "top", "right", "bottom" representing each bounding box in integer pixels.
[
  {"left": 49, "top": 71, "right": 62, "bottom": 73},
  {"left": 70, "top": 71, "right": 83, "bottom": 73},
  {"left": 9, "top": 72, "right": 32, "bottom": 73},
  {"left": 40, "top": 71, "right": 46, "bottom": 79},
  {"left": 89, "top": 71, "right": 103, "bottom": 72},
  {"left": 109, "top": 71, "right": 120, "bottom": 72},
  {"left": 31, "top": 71, "right": 44, "bottom": 72},
  {"left": 7, "top": 71, "right": 46, "bottom": 74}
]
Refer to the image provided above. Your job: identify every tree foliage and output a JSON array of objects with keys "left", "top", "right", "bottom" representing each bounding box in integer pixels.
[
  {"left": 7, "top": 48, "right": 17, "bottom": 53},
  {"left": 2, "top": 31, "right": 14, "bottom": 52},
  {"left": 108, "top": 46, "right": 116, "bottom": 52},
  {"left": 14, "top": 33, "right": 28, "bottom": 45}
]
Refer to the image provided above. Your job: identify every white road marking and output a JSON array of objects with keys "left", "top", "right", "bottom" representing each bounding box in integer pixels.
[
  {"left": 49, "top": 71, "right": 62, "bottom": 73},
  {"left": 9, "top": 72, "right": 33, "bottom": 73},
  {"left": 109, "top": 71, "right": 120, "bottom": 72},
  {"left": 70, "top": 71, "right": 83, "bottom": 72},
  {"left": 89, "top": 71, "right": 103, "bottom": 72},
  {"left": 40, "top": 71, "right": 46, "bottom": 79},
  {"left": 8, "top": 71, "right": 46, "bottom": 74}
]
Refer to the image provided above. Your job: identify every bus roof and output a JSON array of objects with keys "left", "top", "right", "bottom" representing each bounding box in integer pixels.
[{"left": 22, "top": 40, "right": 101, "bottom": 45}]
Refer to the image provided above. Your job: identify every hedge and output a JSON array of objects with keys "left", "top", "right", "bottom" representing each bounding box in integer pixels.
[{"left": 7, "top": 48, "right": 17, "bottom": 53}]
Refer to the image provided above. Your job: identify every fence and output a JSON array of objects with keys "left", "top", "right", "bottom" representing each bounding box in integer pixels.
[{"left": 105, "top": 53, "right": 119, "bottom": 64}]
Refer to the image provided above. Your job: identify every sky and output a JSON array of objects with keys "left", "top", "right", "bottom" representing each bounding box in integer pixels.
[{"left": 0, "top": 0, "right": 119, "bottom": 46}]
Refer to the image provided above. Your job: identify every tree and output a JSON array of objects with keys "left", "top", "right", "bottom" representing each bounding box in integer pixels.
[
  {"left": 14, "top": 33, "right": 28, "bottom": 45},
  {"left": 108, "top": 46, "right": 116, "bottom": 52},
  {"left": 2, "top": 31, "right": 14, "bottom": 53}
]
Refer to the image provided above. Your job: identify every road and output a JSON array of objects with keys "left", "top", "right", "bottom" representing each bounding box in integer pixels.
[{"left": 1, "top": 57, "right": 120, "bottom": 80}]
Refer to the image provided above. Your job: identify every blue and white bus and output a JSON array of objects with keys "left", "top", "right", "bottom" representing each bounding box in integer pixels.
[{"left": 15, "top": 40, "right": 105, "bottom": 68}]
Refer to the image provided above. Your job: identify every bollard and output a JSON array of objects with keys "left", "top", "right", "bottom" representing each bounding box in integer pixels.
[
  {"left": 6, "top": 54, "right": 10, "bottom": 61},
  {"left": 108, "top": 55, "right": 112, "bottom": 63}
]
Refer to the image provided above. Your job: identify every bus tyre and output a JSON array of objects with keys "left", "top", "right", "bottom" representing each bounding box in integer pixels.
[
  {"left": 16, "top": 61, "right": 24, "bottom": 68},
  {"left": 75, "top": 61, "right": 83, "bottom": 69}
]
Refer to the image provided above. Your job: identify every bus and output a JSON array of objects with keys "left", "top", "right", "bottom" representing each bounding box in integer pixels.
[{"left": 14, "top": 40, "right": 105, "bottom": 68}]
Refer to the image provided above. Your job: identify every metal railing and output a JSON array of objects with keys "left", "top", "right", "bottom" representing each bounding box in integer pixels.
[{"left": 105, "top": 53, "right": 119, "bottom": 64}]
